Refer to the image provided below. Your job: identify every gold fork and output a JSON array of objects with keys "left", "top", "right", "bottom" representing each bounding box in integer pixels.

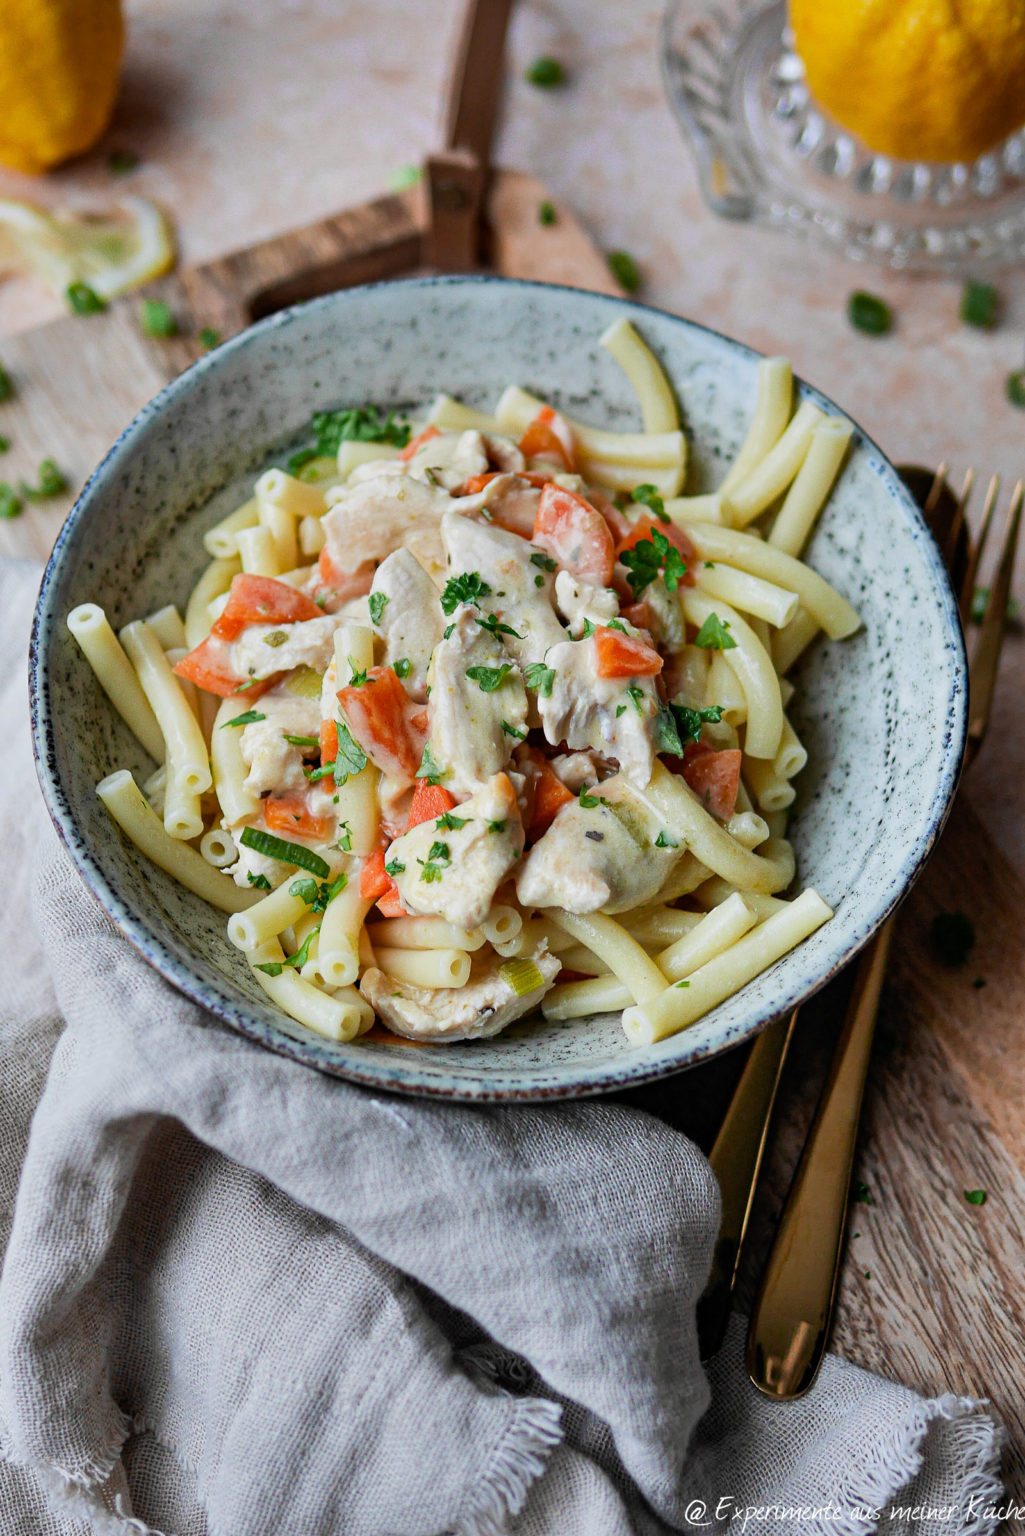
[{"left": 741, "top": 468, "right": 1022, "bottom": 1398}]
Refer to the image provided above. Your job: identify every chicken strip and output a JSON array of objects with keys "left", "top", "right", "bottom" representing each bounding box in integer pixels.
[
  {"left": 440, "top": 510, "right": 565, "bottom": 667},
  {"left": 369, "top": 548, "right": 445, "bottom": 702},
  {"left": 536, "top": 633, "right": 660, "bottom": 787},
  {"left": 426, "top": 606, "right": 527, "bottom": 797}
]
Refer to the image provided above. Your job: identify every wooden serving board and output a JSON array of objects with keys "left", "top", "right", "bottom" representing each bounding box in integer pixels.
[{"left": 4, "top": 180, "right": 1024, "bottom": 1491}]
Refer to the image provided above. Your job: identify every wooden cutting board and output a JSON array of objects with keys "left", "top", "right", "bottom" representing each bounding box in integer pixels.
[{"left": 4, "top": 179, "right": 1024, "bottom": 1490}]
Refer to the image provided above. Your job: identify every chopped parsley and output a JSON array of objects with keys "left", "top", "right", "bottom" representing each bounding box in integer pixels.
[
  {"left": 316, "top": 405, "right": 409, "bottom": 455},
  {"left": 19, "top": 458, "right": 67, "bottom": 500},
  {"left": 930, "top": 910, "right": 975, "bottom": 966},
  {"left": 368, "top": 591, "right": 389, "bottom": 626},
  {"left": 654, "top": 831, "right": 679, "bottom": 848},
  {"left": 418, "top": 859, "right": 445, "bottom": 883},
  {"left": 263, "top": 630, "right": 288, "bottom": 647},
  {"left": 221, "top": 709, "right": 266, "bottom": 728},
  {"left": 534, "top": 573, "right": 545, "bottom": 587},
  {"left": 256, "top": 924, "right": 321, "bottom": 976},
  {"left": 0, "top": 362, "right": 12, "bottom": 401},
  {"left": 199, "top": 327, "right": 221, "bottom": 350},
  {"left": 385, "top": 858, "right": 406, "bottom": 877},
  {"left": 606, "top": 618, "right": 627, "bottom": 633},
  {"left": 501, "top": 719, "right": 526, "bottom": 739},
  {"left": 852, "top": 1180, "right": 874, "bottom": 1206},
  {"left": 693, "top": 613, "right": 736, "bottom": 650},
  {"left": 443, "top": 624, "right": 455, "bottom": 640},
  {"left": 674, "top": 980, "right": 690, "bottom": 988},
  {"left": 960, "top": 282, "right": 998, "bottom": 330},
  {"left": 846, "top": 291, "right": 892, "bottom": 337},
  {"left": 436, "top": 811, "right": 469, "bottom": 832},
  {"left": 389, "top": 163, "right": 421, "bottom": 191},
  {"left": 1007, "top": 370, "right": 1025, "bottom": 409},
  {"left": 621, "top": 528, "right": 688, "bottom": 597},
  {"left": 578, "top": 617, "right": 596, "bottom": 639},
  {"left": 578, "top": 788, "right": 600, "bottom": 808},
  {"left": 632, "top": 483, "right": 668, "bottom": 522},
  {"left": 607, "top": 250, "right": 640, "bottom": 293},
  {"left": 334, "top": 823, "right": 353, "bottom": 852},
  {"left": 140, "top": 298, "right": 177, "bottom": 338},
  {"left": 0, "top": 437, "right": 8, "bottom": 453},
  {"left": 466, "top": 663, "right": 512, "bottom": 693},
  {"left": 346, "top": 660, "right": 369, "bottom": 686},
  {"left": 246, "top": 871, "right": 272, "bottom": 890},
  {"left": 654, "top": 701, "right": 724, "bottom": 756},
  {"left": 393, "top": 657, "right": 412, "bottom": 679},
  {"left": 304, "top": 764, "right": 335, "bottom": 782},
  {"left": 487, "top": 819, "right": 507, "bottom": 834},
  {"left": 525, "top": 55, "right": 565, "bottom": 87},
  {"left": 625, "top": 684, "right": 646, "bottom": 713},
  {"left": 964, "top": 1188, "right": 987, "bottom": 1206},
  {"left": 108, "top": 148, "right": 140, "bottom": 174},
  {"left": 523, "top": 662, "right": 556, "bottom": 697},
  {"left": 283, "top": 733, "right": 319, "bottom": 748},
  {"left": 615, "top": 704, "right": 626, "bottom": 717},
  {"left": 416, "top": 742, "right": 446, "bottom": 783},
  {"left": 426, "top": 840, "right": 452, "bottom": 865},
  {"left": 289, "top": 872, "right": 348, "bottom": 913},
  {"left": 477, "top": 613, "right": 522, "bottom": 639},
  {"left": 530, "top": 551, "right": 557, "bottom": 572},
  {"left": 333, "top": 721, "right": 368, "bottom": 785},
  {"left": 239, "top": 826, "right": 330, "bottom": 877},
  {"left": 66, "top": 281, "right": 106, "bottom": 315},
  {"left": 970, "top": 585, "right": 1020, "bottom": 625},
  {"left": 538, "top": 200, "right": 557, "bottom": 226},
  {"left": 441, "top": 571, "right": 492, "bottom": 613}
]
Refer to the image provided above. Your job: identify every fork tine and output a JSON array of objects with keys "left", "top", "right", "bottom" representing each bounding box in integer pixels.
[
  {"left": 959, "top": 473, "right": 1000, "bottom": 622},
  {"left": 923, "top": 461, "right": 949, "bottom": 518},
  {"left": 966, "top": 478, "right": 1024, "bottom": 768},
  {"left": 944, "top": 467, "right": 975, "bottom": 572}
]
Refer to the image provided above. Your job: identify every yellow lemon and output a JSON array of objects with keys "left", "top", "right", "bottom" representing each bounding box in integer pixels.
[
  {"left": 0, "top": 197, "right": 175, "bottom": 300},
  {"left": 0, "top": 0, "right": 124, "bottom": 174},
  {"left": 790, "top": 0, "right": 1025, "bottom": 164}
]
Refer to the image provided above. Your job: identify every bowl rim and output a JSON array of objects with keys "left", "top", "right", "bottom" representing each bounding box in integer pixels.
[{"left": 29, "top": 272, "right": 968, "bottom": 1101}]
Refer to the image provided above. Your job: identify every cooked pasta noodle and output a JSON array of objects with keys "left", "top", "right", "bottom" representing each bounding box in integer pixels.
[{"left": 68, "top": 604, "right": 166, "bottom": 763}]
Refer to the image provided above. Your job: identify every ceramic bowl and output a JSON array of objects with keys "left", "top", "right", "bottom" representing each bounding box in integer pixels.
[{"left": 30, "top": 277, "right": 966, "bottom": 1101}]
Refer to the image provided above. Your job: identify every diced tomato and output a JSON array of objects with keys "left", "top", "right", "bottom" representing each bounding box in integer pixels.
[
  {"left": 320, "top": 719, "right": 338, "bottom": 767},
  {"left": 528, "top": 756, "right": 574, "bottom": 838},
  {"left": 594, "top": 626, "right": 664, "bottom": 678},
  {"left": 519, "top": 405, "right": 576, "bottom": 472},
  {"left": 533, "top": 483, "right": 615, "bottom": 586},
  {"left": 462, "top": 470, "right": 552, "bottom": 495},
  {"left": 679, "top": 743, "right": 742, "bottom": 821},
  {"left": 399, "top": 424, "right": 441, "bottom": 461},
  {"left": 359, "top": 846, "right": 408, "bottom": 914},
  {"left": 264, "top": 793, "right": 335, "bottom": 842},
  {"left": 211, "top": 574, "right": 321, "bottom": 642},
  {"left": 173, "top": 634, "right": 280, "bottom": 700},
  {"left": 407, "top": 780, "right": 456, "bottom": 830},
  {"left": 616, "top": 517, "right": 697, "bottom": 586},
  {"left": 338, "top": 666, "right": 420, "bottom": 779}
]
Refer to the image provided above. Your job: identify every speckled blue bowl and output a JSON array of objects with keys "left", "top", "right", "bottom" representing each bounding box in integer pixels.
[{"left": 30, "top": 277, "right": 966, "bottom": 1101}]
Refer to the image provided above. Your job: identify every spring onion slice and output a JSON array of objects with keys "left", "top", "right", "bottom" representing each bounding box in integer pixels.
[
  {"left": 239, "top": 825, "right": 330, "bottom": 877},
  {"left": 499, "top": 958, "right": 545, "bottom": 997}
]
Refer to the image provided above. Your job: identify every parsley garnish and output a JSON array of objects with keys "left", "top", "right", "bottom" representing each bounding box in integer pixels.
[
  {"left": 632, "top": 484, "right": 668, "bottom": 522},
  {"left": 674, "top": 980, "right": 690, "bottom": 989},
  {"left": 66, "top": 281, "right": 106, "bottom": 315},
  {"left": 846, "top": 291, "right": 892, "bottom": 337},
  {"left": 578, "top": 617, "right": 596, "bottom": 639},
  {"left": 530, "top": 551, "right": 557, "bottom": 573},
  {"left": 693, "top": 613, "right": 736, "bottom": 650},
  {"left": 578, "top": 788, "right": 600, "bottom": 808},
  {"left": 523, "top": 662, "right": 556, "bottom": 698},
  {"left": 964, "top": 1188, "right": 987, "bottom": 1206},
  {"left": 314, "top": 405, "right": 410, "bottom": 455},
  {"left": 487, "top": 819, "right": 506, "bottom": 834},
  {"left": 427, "top": 841, "right": 452, "bottom": 865},
  {"left": 393, "top": 657, "right": 412, "bottom": 678},
  {"left": 221, "top": 709, "right": 266, "bottom": 728},
  {"left": 239, "top": 826, "right": 330, "bottom": 877},
  {"left": 615, "top": 704, "right": 627, "bottom": 717},
  {"left": 140, "top": 299, "right": 177, "bottom": 338},
  {"left": 418, "top": 859, "right": 445, "bottom": 883},
  {"left": 538, "top": 200, "right": 557, "bottom": 226},
  {"left": 346, "top": 660, "right": 369, "bottom": 686},
  {"left": 19, "top": 458, "right": 67, "bottom": 500},
  {"left": 304, "top": 764, "right": 334, "bottom": 782},
  {"left": 654, "top": 701, "right": 724, "bottom": 756},
  {"left": 436, "top": 811, "right": 469, "bottom": 832},
  {"left": 625, "top": 684, "right": 646, "bottom": 713},
  {"left": 441, "top": 571, "right": 492, "bottom": 614},
  {"left": 477, "top": 613, "right": 522, "bottom": 639},
  {"left": 853, "top": 1181, "right": 874, "bottom": 1206},
  {"left": 199, "top": 327, "right": 221, "bottom": 350},
  {"left": 607, "top": 250, "right": 640, "bottom": 293},
  {"left": 333, "top": 720, "right": 368, "bottom": 784},
  {"left": 621, "top": 528, "right": 688, "bottom": 597},
  {"left": 606, "top": 618, "right": 627, "bottom": 633},
  {"left": 416, "top": 743, "right": 446, "bottom": 783},
  {"left": 1007, "top": 370, "right": 1025, "bottom": 409},
  {"left": 289, "top": 872, "right": 348, "bottom": 913},
  {"left": 501, "top": 720, "right": 526, "bottom": 739},
  {"left": 930, "top": 910, "right": 975, "bottom": 966},
  {"left": 334, "top": 823, "right": 353, "bottom": 852},
  {"left": 466, "top": 663, "right": 512, "bottom": 693},
  {"left": 108, "top": 148, "right": 140, "bottom": 175},
  {"left": 256, "top": 924, "right": 322, "bottom": 976},
  {"left": 960, "top": 282, "right": 998, "bottom": 329},
  {"left": 369, "top": 591, "right": 389, "bottom": 626},
  {"left": 283, "top": 733, "right": 319, "bottom": 748},
  {"left": 246, "top": 872, "right": 272, "bottom": 890},
  {"left": 0, "top": 362, "right": 10, "bottom": 402},
  {"left": 534, "top": 573, "right": 544, "bottom": 587},
  {"left": 385, "top": 858, "right": 406, "bottom": 877},
  {"left": 654, "top": 831, "right": 679, "bottom": 848}
]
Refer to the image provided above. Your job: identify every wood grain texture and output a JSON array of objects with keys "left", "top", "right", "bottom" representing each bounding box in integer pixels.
[{"left": 4, "top": 179, "right": 1020, "bottom": 1483}]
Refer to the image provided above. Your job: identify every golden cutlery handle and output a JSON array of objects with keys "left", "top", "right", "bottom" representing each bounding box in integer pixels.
[
  {"left": 698, "top": 1010, "right": 797, "bottom": 1359},
  {"left": 746, "top": 918, "right": 894, "bottom": 1397}
]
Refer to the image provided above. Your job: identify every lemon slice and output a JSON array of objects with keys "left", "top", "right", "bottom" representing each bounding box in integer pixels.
[{"left": 0, "top": 195, "right": 175, "bottom": 304}]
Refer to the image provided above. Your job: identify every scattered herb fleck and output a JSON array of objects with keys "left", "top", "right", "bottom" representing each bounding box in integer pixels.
[
  {"left": 654, "top": 831, "right": 679, "bottom": 849},
  {"left": 221, "top": 709, "right": 266, "bottom": 729},
  {"left": 477, "top": 612, "right": 522, "bottom": 639},
  {"left": 538, "top": 200, "right": 557, "bottom": 226},
  {"left": 501, "top": 719, "right": 526, "bottom": 739},
  {"left": 607, "top": 250, "right": 640, "bottom": 293},
  {"left": 693, "top": 613, "right": 736, "bottom": 650},
  {"left": 140, "top": 298, "right": 177, "bottom": 338},
  {"left": 393, "top": 657, "right": 412, "bottom": 679},
  {"left": 346, "top": 660, "right": 369, "bottom": 686},
  {"left": 246, "top": 872, "right": 272, "bottom": 890},
  {"left": 436, "top": 811, "right": 469, "bottom": 832},
  {"left": 625, "top": 683, "right": 646, "bottom": 713},
  {"left": 578, "top": 788, "right": 600, "bottom": 809},
  {"left": 621, "top": 527, "right": 688, "bottom": 596},
  {"left": 0, "top": 484, "right": 22, "bottom": 519},
  {"left": 632, "top": 483, "right": 668, "bottom": 522},
  {"left": 441, "top": 571, "right": 492, "bottom": 614},
  {"left": 108, "top": 148, "right": 140, "bottom": 175},
  {"left": 385, "top": 858, "right": 406, "bottom": 877},
  {"left": 416, "top": 743, "right": 446, "bottom": 784},
  {"left": 19, "top": 458, "right": 67, "bottom": 500},
  {"left": 466, "top": 663, "right": 512, "bottom": 693},
  {"left": 332, "top": 721, "right": 368, "bottom": 784},
  {"left": 369, "top": 591, "right": 389, "bottom": 626},
  {"left": 1006, "top": 370, "right": 1025, "bottom": 409},
  {"left": 960, "top": 281, "right": 998, "bottom": 329},
  {"left": 523, "top": 662, "right": 556, "bottom": 697},
  {"left": 283, "top": 733, "right": 319, "bottom": 748},
  {"left": 847, "top": 291, "right": 892, "bottom": 336},
  {"left": 199, "top": 327, "right": 221, "bottom": 350},
  {"left": 66, "top": 281, "right": 107, "bottom": 315},
  {"left": 853, "top": 1180, "right": 875, "bottom": 1206},
  {"left": 655, "top": 701, "right": 724, "bottom": 756},
  {"left": 0, "top": 362, "right": 12, "bottom": 401},
  {"left": 964, "top": 1188, "right": 987, "bottom": 1206},
  {"left": 531, "top": 551, "right": 557, "bottom": 573},
  {"left": 525, "top": 55, "right": 565, "bottom": 87},
  {"left": 487, "top": 819, "right": 506, "bottom": 834}
]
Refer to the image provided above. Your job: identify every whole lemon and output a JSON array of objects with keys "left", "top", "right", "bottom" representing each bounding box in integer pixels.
[
  {"left": 790, "top": 0, "right": 1025, "bottom": 164},
  {"left": 0, "top": 0, "right": 123, "bottom": 174}
]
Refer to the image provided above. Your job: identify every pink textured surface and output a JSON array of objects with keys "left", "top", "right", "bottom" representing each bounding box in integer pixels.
[{"left": 0, "top": 0, "right": 1020, "bottom": 870}]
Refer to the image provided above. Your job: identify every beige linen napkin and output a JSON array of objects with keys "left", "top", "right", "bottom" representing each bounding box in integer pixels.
[{"left": 0, "top": 560, "right": 1006, "bottom": 1536}]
